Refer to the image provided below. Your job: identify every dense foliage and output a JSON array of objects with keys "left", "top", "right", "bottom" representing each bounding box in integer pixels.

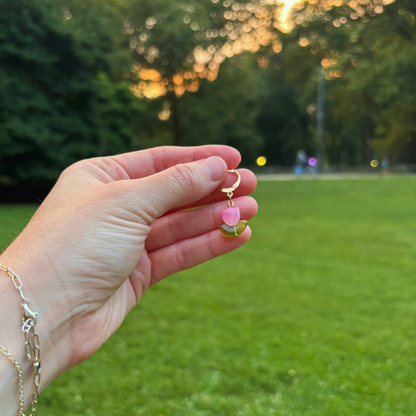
[{"left": 0, "top": 0, "right": 415, "bottom": 189}]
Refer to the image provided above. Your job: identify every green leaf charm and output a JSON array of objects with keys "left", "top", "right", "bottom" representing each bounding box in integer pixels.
[{"left": 219, "top": 220, "right": 248, "bottom": 237}]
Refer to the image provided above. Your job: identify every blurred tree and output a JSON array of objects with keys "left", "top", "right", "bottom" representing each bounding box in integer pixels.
[
  {"left": 133, "top": 56, "right": 263, "bottom": 164},
  {"left": 176, "top": 57, "right": 262, "bottom": 162},
  {"left": 249, "top": 53, "right": 312, "bottom": 166},
  {"left": 0, "top": 0, "right": 140, "bottom": 187},
  {"left": 121, "top": 0, "right": 284, "bottom": 153},
  {"left": 288, "top": 0, "right": 416, "bottom": 164},
  {"left": 1, "top": 0, "right": 415, "bottom": 197}
]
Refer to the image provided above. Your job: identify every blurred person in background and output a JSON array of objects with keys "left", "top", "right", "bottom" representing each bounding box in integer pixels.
[
  {"left": 295, "top": 149, "right": 308, "bottom": 175},
  {"left": 381, "top": 156, "right": 390, "bottom": 175}
]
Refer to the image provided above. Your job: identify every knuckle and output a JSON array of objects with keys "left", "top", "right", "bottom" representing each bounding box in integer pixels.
[
  {"left": 169, "top": 164, "right": 200, "bottom": 193},
  {"left": 167, "top": 213, "right": 185, "bottom": 242},
  {"left": 59, "top": 159, "right": 94, "bottom": 180},
  {"left": 175, "top": 243, "right": 189, "bottom": 272},
  {"left": 60, "top": 160, "right": 83, "bottom": 178},
  {"left": 206, "top": 232, "right": 218, "bottom": 259}
]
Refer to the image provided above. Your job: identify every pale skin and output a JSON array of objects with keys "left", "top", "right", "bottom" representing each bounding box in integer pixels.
[{"left": 0, "top": 145, "right": 258, "bottom": 414}]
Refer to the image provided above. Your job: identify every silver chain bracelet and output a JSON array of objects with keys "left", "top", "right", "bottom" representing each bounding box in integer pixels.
[{"left": 0, "top": 263, "right": 41, "bottom": 415}]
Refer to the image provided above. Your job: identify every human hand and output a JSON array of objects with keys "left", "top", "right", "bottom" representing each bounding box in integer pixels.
[{"left": 0, "top": 145, "right": 257, "bottom": 408}]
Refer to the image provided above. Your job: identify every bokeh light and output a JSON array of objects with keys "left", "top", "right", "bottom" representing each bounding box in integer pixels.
[
  {"left": 256, "top": 156, "right": 267, "bottom": 166},
  {"left": 126, "top": 0, "right": 292, "bottom": 98},
  {"left": 125, "top": 0, "right": 398, "bottom": 98},
  {"left": 309, "top": 157, "right": 318, "bottom": 167}
]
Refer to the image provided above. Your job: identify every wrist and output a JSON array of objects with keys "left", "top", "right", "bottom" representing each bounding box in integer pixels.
[
  {"left": 0, "top": 272, "right": 35, "bottom": 415},
  {"left": 0, "top": 247, "right": 71, "bottom": 414}
]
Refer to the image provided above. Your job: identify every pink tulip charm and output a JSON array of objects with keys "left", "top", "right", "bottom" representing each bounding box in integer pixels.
[
  {"left": 219, "top": 170, "right": 248, "bottom": 237},
  {"left": 221, "top": 207, "right": 240, "bottom": 226}
]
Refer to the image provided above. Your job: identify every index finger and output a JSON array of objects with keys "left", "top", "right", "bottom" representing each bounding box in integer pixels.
[{"left": 108, "top": 145, "right": 241, "bottom": 180}]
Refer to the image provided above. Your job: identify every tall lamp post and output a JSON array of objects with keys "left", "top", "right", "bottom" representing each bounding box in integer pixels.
[{"left": 316, "top": 65, "right": 325, "bottom": 172}]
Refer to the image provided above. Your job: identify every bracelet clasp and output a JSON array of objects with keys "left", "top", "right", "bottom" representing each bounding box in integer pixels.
[{"left": 22, "top": 302, "right": 38, "bottom": 330}]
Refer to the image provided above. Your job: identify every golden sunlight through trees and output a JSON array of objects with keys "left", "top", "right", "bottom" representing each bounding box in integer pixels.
[{"left": 127, "top": 0, "right": 396, "bottom": 100}]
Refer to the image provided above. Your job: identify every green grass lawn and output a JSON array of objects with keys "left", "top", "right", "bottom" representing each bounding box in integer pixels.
[{"left": 1, "top": 178, "right": 416, "bottom": 416}]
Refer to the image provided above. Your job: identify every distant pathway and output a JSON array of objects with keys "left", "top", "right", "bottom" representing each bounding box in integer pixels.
[{"left": 256, "top": 173, "right": 416, "bottom": 181}]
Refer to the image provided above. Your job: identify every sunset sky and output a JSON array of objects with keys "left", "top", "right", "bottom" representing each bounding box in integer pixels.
[
  {"left": 280, "top": 0, "right": 301, "bottom": 22},
  {"left": 279, "top": 0, "right": 301, "bottom": 29},
  {"left": 281, "top": 0, "right": 301, "bottom": 8}
]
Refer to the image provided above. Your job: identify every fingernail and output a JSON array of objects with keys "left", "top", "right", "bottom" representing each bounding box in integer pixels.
[{"left": 201, "top": 157, "right": 227, "bottom": 182}]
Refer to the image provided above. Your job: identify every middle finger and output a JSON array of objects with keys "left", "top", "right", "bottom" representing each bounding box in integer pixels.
[{"left": 146, "top": 195, "right": 258, "bottom": 252}]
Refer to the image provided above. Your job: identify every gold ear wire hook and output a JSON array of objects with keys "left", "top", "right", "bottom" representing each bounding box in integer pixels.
[{"left": 220, "top": 169, "right": 241, "bottom": 194}]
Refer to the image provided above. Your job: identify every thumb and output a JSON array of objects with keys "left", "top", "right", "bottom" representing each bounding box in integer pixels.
[{"left": 133, "top": 156, "right": 228, "bottom": 218}]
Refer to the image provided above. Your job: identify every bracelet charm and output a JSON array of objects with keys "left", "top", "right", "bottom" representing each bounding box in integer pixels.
[{"left": 219, "top": 170, "right": 248, "bottom": 237}]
